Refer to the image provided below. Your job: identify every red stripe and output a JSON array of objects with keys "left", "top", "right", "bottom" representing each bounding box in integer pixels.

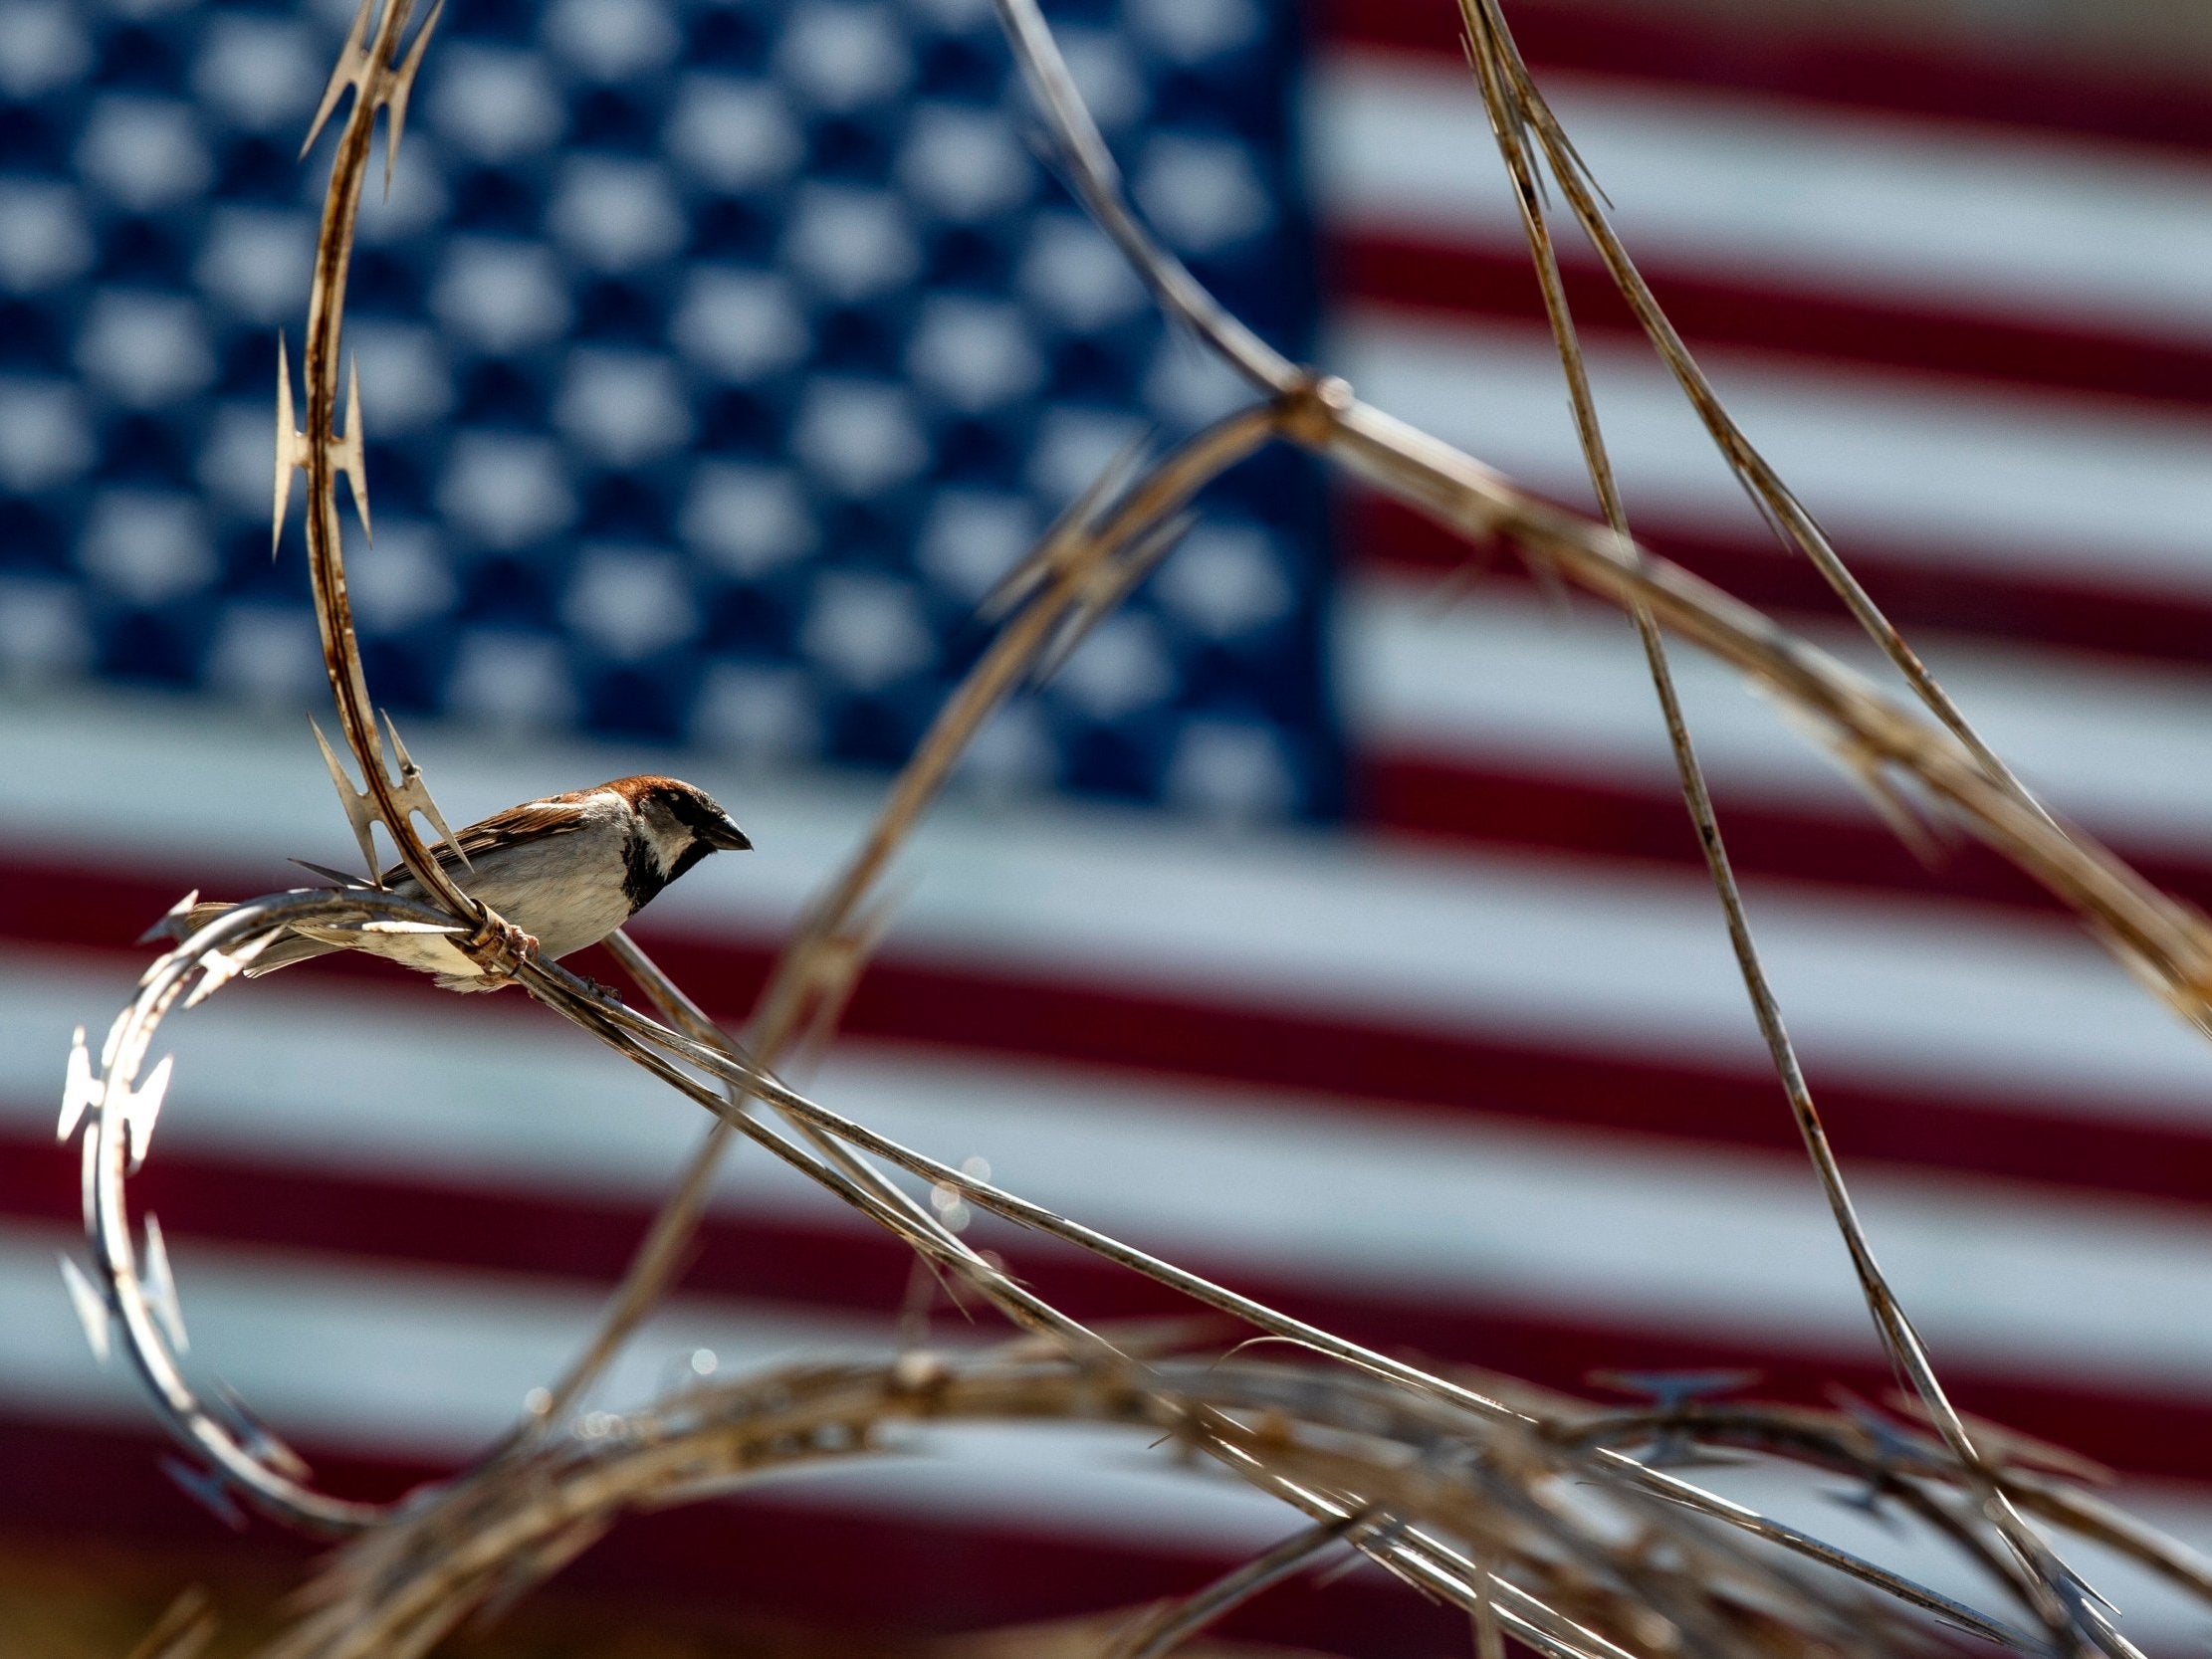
[
  {"left": 1335, "top": 234, "right": 2212, "bottom": 416},
  {"left": 1354, "top": 495, "right": 2212, "bottom": 912},
  {"left": 1352, "top": 491, "right": 2212, "bottom": 673},
  {"left": 0, "top": 1418, "right": 1459, "bottom": 1653},
  {"left": 1323, "top": 0, "right": 2212, "bottom": 157},
  {"left": 6, "top": 1133, "right": 2210, "bottom": 1483},
  {"left": 9, "top": 856, "right": 2212, "bottom": 1212},
  {"left": 1361, "top": 751, "right": 2212, "bottom": 922}
]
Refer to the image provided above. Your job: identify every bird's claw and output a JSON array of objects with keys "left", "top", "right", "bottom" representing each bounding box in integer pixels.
[{"left": 464, "top": 917, "right": 539, "bottom": 982}]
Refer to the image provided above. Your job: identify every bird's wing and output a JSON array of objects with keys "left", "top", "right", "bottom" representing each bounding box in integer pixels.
[
  {"left": 377, "top": 796, "right": 594, "bottom": 888},
  {"left": 290, "top": 857, "right": 373, "bottom": 888}
]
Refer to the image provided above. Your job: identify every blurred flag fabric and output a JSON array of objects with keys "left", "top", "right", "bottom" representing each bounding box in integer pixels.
[
  {"left": 0, "top": 0, "right": 1336, "bottom": 814},
  {"left": 9, "top": 0, "right": 2212, "bottom": 1647}
]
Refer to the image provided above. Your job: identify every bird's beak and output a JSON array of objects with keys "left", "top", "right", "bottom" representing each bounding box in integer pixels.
[{"left": 705, "top": 814, "right": 752, "bottom": 852}]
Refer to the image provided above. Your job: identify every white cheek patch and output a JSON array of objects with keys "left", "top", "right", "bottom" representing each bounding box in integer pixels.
[{"left": 639, "top": 803, "right": 694, "bottom": 872}]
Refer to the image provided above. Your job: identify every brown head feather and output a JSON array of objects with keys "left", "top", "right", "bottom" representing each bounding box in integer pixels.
[{"left": 601, "top": 774, "right": 689, "bottom": 807}]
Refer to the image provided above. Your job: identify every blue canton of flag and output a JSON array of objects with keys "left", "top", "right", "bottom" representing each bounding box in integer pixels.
[{"left": 0, "top": 0, "right": 1340, "bottom": 819}]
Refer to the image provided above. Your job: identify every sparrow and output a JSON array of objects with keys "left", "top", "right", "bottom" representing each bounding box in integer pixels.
[{"left": 185, "top": 775, "right": 751, "bottom": 991}]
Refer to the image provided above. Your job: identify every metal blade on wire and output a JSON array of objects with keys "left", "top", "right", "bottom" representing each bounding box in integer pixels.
[
  {"left": 214, "top": 1383, "right": 315, "bottom": 1482},
  {"left": 59, "top": 1255, "right": 112, "bottom": 1365},
  {"left": 141, "top": 1214, "right": 189, "bottom": 1353},
  {"left": 1030, "top": 513, "right": 1194, "bottom": 689},
  {"left": 162, "top": 1458, "right": 247, "bottom": 1531},
  {"left": 57, "top": 1025, "right": 99, "bottom": 1141},
  {"left": 120, "top": 1053, "right": 175, "bottom": 1171}
]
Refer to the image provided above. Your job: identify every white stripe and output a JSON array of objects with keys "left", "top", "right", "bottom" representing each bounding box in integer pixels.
[
  {"left": 1, "top": 1224, "right": 893, "bottom": 1448},
  {"left": 1314, "top": 55, "right": 2212, "bottom": 339},
  {"left": 11, "top": 957, "right": 2212, "bottom": 1394},
  {"left": 0, "top": 1223, "right": 1287, "bottom": 1553},
  {"left": 1332, "top": 311, "right": 2212, "bottom": 592},
  {"left": 6, "top": 689, "right": 2212, "bottom": 1116},
  {"left": 1346, "top": 575, "right": 2212, "bottom": 858}
]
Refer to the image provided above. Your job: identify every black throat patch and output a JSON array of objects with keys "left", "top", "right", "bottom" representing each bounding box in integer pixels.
[{"left": 621, "top": 827, "right": 668, "bottom": 914}]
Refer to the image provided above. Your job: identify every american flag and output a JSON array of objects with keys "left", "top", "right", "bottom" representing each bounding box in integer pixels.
[{"left": 6, "top": 0, "right": 2212, "bottom": 1646}]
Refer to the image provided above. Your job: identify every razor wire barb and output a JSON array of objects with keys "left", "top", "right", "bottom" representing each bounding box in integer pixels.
[{"left": 59, "top": 0, "right": 2212, "bottom": 1653}]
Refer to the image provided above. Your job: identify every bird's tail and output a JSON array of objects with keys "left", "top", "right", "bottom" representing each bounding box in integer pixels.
[
  {"left": 177, "top": 901, "right": 231, "bottom": 934},
  {"left": 172, "top": 902, "right": 337, "bottom": 977}
]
